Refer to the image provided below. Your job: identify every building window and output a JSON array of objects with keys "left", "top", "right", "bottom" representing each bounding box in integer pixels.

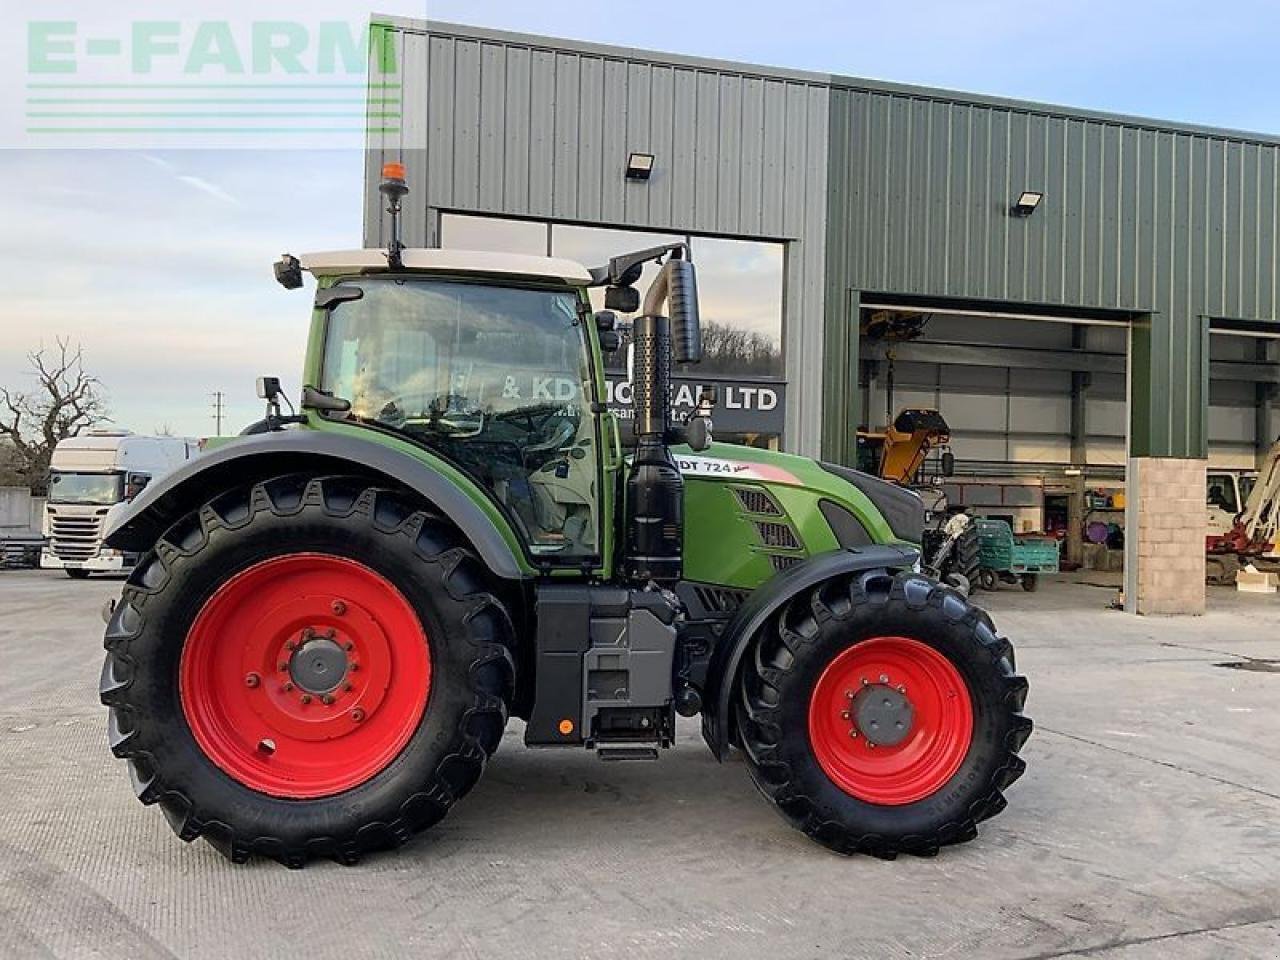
[
  {"left": 688, "top": 236, "right": 784, "bottom": 380},
  {"left": 440, "top": 214, "right": 549, "bottom": 256},
  {"left": 437, "top": 214, "right": 787, "bottom": 449}
]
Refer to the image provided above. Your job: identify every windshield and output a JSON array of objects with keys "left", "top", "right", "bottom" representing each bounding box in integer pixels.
[
  {"left": 321, "top": 277, "right": 599, "bottom": 558},
  {"left": 49, "top": 471, "right": 125, "bottom": 505}
]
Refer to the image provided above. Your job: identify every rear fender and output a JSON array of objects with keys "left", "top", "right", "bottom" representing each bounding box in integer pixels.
[
  {"left": 103, "top": 429, "right": 530, "bottom": 580},
  {"left": 700, "top": 544, "right": 920, "bottom": 760}
]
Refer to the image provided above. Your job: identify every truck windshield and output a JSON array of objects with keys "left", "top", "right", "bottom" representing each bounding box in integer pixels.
[
  {"left": 320, "top": 277, "right": 600, "bottom": 558},
  {"left": 48, "top": 471, "right": 125, "bottom": 505}
]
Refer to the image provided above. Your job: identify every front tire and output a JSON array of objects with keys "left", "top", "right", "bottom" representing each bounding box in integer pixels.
[
  {"left": 735, "top": 570, "right": 1030, "bottom": 857},
  {"left": 99, "top": 474, "right": 516, "bottom": 867}
]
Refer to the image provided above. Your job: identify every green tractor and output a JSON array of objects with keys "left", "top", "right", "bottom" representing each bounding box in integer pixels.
[{"left": 98, "top": 165, "right": 1029, "bottom": 867}]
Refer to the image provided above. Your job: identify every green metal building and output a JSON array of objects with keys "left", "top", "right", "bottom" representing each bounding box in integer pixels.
[{"left": 366, "top": 17, "right": 1280, "bottom": 612}]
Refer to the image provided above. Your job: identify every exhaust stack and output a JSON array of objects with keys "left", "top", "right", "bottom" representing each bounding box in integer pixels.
[{"left": 624, "top": 254, "right": 701, "bottom": 584}]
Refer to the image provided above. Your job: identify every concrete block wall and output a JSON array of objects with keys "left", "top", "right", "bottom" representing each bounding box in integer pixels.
[{"left": 1132, "top": 458, "right": 1207, "bottom": 615}]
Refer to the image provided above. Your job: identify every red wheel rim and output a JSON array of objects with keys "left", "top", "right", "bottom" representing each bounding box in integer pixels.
[
  {"left": 180, "top": 554, "right": 431, "bottom": 799},
  {"left": 807, "top": 636, "right": 973, "bottom": 806}
]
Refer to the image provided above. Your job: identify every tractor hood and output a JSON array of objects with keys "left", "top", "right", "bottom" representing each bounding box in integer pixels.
[{"left": 675, "top": 443, "right": 922, "bottom": 590}]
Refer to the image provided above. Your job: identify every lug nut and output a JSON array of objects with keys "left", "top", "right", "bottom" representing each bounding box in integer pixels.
[
  {"left": 244, "top": 672, "right": 260, "bottom": 688},
  {"left": 279, "top": 662, "right": 289, "bottom": 672},
  {"left": 283, "top": 682, "right": 294, "bottom": 692},
  {"left": 848, "top": 729, "right": 858, "bottom": 738},
  {"left": 331, "top": 600, "right": 347, "bottom": 615},
  {"left": 321, "top": 694, "right": 334, "bottom": 705},
  {"left": 300, "top": 694, "right": 312, "bottom": 705},
  {"left": 351, "top": 708, "right": 366, "bottom": 723},
  {"left": 349, "top": 662, "right": 359, "bottom": 672},
  {"left": 344, "top": 683, "right": 353, "bottom": 692},
  {"left": 257, "top": 738, "right": 276, "bottom": 755},
  {"left": 325, "top": 628, "right": 337, "bottom": 641},
  {"left": 840, "top": 710, "right": 850, "bottom": 720},
  {"left": 343, "top": 642, "right": 354, "bottom": 652},
  {"left": 879, "top": 674, "right": 889, "bottom": 684}
]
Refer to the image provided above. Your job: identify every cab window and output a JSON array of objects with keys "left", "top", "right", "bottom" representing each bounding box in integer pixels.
[{"left": 321, "top": 278, "right": 598, "bottom": 558}]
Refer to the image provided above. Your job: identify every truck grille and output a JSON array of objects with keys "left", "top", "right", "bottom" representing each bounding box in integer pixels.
[{"left": 50, "top": 514, "right": 104, "bottom": 560}]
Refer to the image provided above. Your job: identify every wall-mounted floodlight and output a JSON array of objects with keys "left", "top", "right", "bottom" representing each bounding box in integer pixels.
[
  {"left": 1010, "top": 190, "right": 1043, "bottom": 217},
  {"left": 624, "top": 152, "right": 655, "bottom": 181}
]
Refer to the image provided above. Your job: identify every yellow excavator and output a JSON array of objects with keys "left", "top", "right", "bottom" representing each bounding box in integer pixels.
[
  {"left": 855, "top": 408, "right": 955, "bottom": 486},
  {"left": 856, "top": 409, "right": 980, "bottom": 592}
]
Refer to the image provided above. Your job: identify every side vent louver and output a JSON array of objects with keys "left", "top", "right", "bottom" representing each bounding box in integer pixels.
[
  {"left": 732, "top": 486, "right": 782, "bottom": 516},
  {"left": 754, "top": 521, "right": 801, "bottom": 550}
]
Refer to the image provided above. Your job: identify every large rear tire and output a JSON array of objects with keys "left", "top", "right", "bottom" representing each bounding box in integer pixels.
[
  {"left": 99, "top": 474, "right": 516, "bottom": 867},
  {"left": 735, "top": 570, "right": 1030, "bottom": 857}
]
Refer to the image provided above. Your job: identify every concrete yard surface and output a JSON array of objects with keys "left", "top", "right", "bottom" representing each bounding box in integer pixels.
[{"left": 1, "top": 569, "right": 1278, "bottom": 960}]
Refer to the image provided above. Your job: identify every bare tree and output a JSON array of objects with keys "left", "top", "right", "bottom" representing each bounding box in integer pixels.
[{"left": 0, "top": 338, "right": 109, "bottom": 494}]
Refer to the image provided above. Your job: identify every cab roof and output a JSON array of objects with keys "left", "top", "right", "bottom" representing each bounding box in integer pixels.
[{"left": 299, "top": 249, "right": 593, "bottom": 286}]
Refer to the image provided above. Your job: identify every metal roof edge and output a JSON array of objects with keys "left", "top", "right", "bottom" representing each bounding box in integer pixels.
[
  {"left": 370, "top": 13, "right": 1280, "bottom": 149},
  {"left": 826, "top": 74, "right": 1280, "bottom": 148},
  {"left": 370, "top": 14, "right": 834, "bottom": 86}
]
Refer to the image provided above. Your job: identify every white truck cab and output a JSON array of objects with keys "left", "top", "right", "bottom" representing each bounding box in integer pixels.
[
  {"left": 1206, "top": 469, "right": 1258, "bottom": 542},
  {"left": 41, "top": 431, "right": 197, "bottom": 578}
]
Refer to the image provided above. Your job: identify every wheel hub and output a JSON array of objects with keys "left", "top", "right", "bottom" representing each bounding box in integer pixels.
[
  {"left": 179, "top": 553, "right": 431, "bottom": 799},
  {"left": 289, "top": 632, "right": 349, "bottom": 695},
  {"left": 852, "top": 683, "right": 914, "bottom": 746},
  {"left": 808, "top": 636, "right": 975, "bottom": 806}
]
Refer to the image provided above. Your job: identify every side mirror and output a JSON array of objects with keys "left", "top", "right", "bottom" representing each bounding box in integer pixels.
[
  {"left": 665, "top": 258, "right": 701, "bottom": 364},
  {"left": 599, "top": 330, "right": 621, "bottom": 352},
  {"left": 274, "top": 254, "right": 303, "bottom": 290},
  {"left": 605, "top": 285, "right": 640, "bottom": 313},
  {"left": 124, "top": 473, "right": 150, "bottom": 501},
  {"left": 256, "top": 376, "right": 282, "bottom": 401},
  {"left": 686, "top": 416, "right": 711, "bottom": 452}
]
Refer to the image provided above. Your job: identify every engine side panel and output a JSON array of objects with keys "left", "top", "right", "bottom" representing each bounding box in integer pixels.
[{"left": 678, "top": 444, "right": 911, "bottom": 590}]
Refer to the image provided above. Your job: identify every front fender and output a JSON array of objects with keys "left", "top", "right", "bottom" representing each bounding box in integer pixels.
[
  {"left": 103, "top": 428, "right": 530, "bottom": 580},
  {"left": 700, "top": 544, "right": 920, "bottom": 760}
]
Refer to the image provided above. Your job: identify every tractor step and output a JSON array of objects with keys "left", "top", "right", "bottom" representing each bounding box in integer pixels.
[{"left": 596, "top": 744, "right": 660, "bottom": 762}]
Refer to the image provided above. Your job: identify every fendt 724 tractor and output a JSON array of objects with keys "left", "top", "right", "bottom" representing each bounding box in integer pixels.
[{"left": 98, "top": 165, "right": 1029, "bottom": 867}]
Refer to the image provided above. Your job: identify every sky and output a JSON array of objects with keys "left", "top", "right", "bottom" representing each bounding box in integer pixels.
[{"left": 1, "top": 0, "right": 1278, "bottom": 439}]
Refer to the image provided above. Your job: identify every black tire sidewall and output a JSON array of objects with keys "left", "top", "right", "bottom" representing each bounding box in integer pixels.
[
  {"left": 120, "top": 486, "right": 507, "bottom": 848},
  {"left": 754, "top": 580, "right": 1016, "bottom": 841}
]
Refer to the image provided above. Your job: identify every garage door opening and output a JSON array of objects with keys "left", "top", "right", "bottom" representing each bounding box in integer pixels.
[{"left": 856, "top": 295, "right": 1141, "bottom": 599}]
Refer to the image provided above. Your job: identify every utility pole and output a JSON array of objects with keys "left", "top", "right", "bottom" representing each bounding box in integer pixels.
[{"left": 211, "top": 391, "right": 225, "bottom": 436}]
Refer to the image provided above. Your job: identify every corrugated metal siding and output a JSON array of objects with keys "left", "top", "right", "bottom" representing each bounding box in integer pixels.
[
  {"left": 367, "top": 23, "right": 831, "bottom": 455},
  {"left": 827, "top": 87, "right": 1280, "bottom": 321},
  {"left": 824, "top": 85, "right": 1280, "bottom": 459}
]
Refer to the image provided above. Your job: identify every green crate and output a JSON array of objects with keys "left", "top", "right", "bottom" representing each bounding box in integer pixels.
[{"left": 975, "top": 519, "right": 1060, "bottom": 575}]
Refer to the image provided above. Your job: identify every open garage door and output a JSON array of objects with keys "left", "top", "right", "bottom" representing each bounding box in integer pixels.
[
  {"left": 857, "top": 296, "right": 1140, "bottom": 578},
  {"left": 1206, "top": 323, "right": 1280, "bottom": 546}
]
